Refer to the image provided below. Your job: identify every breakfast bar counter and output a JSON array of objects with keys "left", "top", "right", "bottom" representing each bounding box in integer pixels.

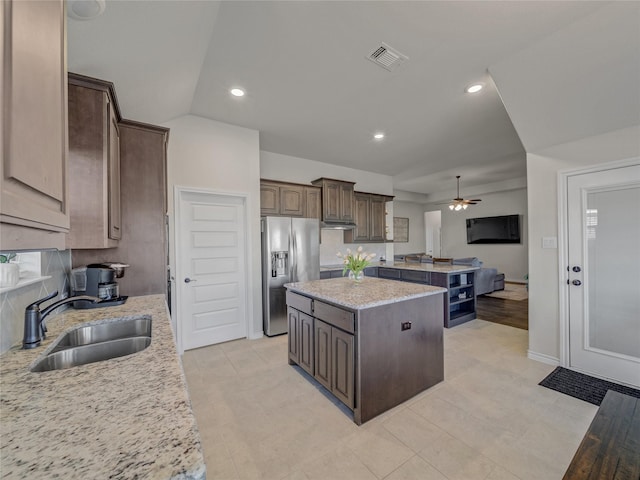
[
  {"left": 0, "top": 295, "right": 205, "bottom": 480},
  {"left": 285, "top": 277, "right": 446, "bottom": 424}
]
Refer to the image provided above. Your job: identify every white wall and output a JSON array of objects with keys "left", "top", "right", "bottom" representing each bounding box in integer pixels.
[
  {"left": 0, "top": 250, "right": 71, "bottom": 354},
  {"left": 261, "top": 151, "right": 394, "bottom": 195},
  {"left": 526, "top": 126, "right": 640, "bottom": 363},
  {"left": 163, "top": 115, "right": 262, "bottom": 340},
  {"left": 425, "top": 188, "right": 528, "bottom": 282},
  {"left": 392, "top": 201, "right": 427, "bottom": 255}
]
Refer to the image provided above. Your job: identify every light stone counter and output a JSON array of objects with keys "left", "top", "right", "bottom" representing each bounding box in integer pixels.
[
  {"left": 285, "top": 277, "right": 446, "bottom": 310},
  {"left": 382, "top": 261, "right": 479, "bottom": 273},
  {"left": 320, "top": 261, "right": 479, "bottom": 274},
  {"left": 0, "top": 295, "right": 205, "bottom": 480}
]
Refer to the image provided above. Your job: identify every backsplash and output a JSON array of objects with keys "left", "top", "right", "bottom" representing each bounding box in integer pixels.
[
  {"left": 0, "top": 250, "right": 71, "bottom": 354},
  {"left": 320, "top": 230, "right": 387, "bottom": 266}
]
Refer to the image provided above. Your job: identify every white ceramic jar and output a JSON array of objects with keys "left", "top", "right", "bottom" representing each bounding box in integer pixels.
[{"left": 0, "top": 263, "right": 20, "bottom": 288}]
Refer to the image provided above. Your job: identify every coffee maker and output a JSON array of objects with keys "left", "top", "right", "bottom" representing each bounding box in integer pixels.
[{"left": 71, "top": 263, "right": 128, "bottom": 309}]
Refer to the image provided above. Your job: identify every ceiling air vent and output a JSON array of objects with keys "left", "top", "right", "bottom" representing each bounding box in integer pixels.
[{"left": 366, "top": 42, "right": 408, "bottom": 72}]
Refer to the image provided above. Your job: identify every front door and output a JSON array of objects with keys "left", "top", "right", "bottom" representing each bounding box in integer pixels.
[
  {"left": 177, "top": 189, "right": 248, "bottom": 350},
  {"left": 567, "top": 162, "right": 640, "bottom": 387}
]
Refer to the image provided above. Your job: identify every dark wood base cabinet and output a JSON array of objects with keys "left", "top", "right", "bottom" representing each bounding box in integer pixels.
[{"left": 286, "top": 289, "right": 444, "bottom": 424}]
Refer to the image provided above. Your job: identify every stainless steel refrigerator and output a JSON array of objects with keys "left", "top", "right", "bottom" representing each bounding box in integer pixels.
[{"left": 261, "top": 216, "right": 319, "bottom": 336}]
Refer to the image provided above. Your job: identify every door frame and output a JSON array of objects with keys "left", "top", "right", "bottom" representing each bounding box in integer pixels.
[
  {"left": 557, "top": 157, "right": 640, "bottom": 370},
  {"left": 173, "top": 185, "right": 253, "bottom": 354}
]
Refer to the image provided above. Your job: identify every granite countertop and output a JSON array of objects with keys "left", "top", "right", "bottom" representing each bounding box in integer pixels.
[
  {"left": 320, "top": 261, "right": 478, "bottom": 274},
  {"left": 383, "top": 262, "right": 479, "bottom": 273},
  {"left": 0, "top": 295, "right": 205, "bottom": 480},
  {"left": 285, "top": 277, "right": 446, "bottom": 310}
]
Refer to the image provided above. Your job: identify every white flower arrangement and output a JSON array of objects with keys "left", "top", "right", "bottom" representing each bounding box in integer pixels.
[{"left": 336, "top": 246, "right": 376, "bottom": 277}]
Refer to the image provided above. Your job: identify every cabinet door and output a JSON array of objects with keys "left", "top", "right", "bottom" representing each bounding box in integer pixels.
[
  {"left": 305, "top": 187, "right": 321, "bottom": 220},
  {"left": 260, "top": 182, "right": 280, "bottom": 215},
  {"left": 314, "top": 319, "right": 332, "bottom": 391},
  {"left": 280, "top": 185, "right": 305, "bottom": 217},
  {"left": 1, "top": 0, "right": 69, "bottom": 242},
  {"left": 287, "top": 307, "right": 300, "bottom": 363},
  {"left": 66, "top": 83, "right": 119, "bottom": 249},
  {"left": 332, "top": 327, "right": 355, "bottom": 409},
  {"left": 298, "top": 312, "right": 314, "bottom": 375},
  {"left": 369, "top": 195, "right": 386, "bottom": 242},
  {"left": 107, "top": 100, "right": 121, "bottom": 239},
  {"left": 339, "top": 183, "right": 355, "bottom": 222},
  {"left": 349, "top": 193, "right": 370, "bottom": 242},
  {"left": 323, "top": 181, "right": 341, "bottom": 221}
]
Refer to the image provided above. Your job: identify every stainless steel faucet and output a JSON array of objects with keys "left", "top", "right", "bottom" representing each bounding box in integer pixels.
[{"left": 23, "top": 291, "right": 101, "bottom": 349}]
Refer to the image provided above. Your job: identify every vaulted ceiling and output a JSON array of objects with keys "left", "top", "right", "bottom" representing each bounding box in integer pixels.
[{"left": 68, "top": 1, "right": 634, "bottom": 196}]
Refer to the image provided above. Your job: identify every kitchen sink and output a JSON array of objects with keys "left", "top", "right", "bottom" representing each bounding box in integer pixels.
[
  {"left": 48, "top": 316, "right": 152, "bottom": 352},
  {"left": 31, "top": 337, "right": 151, "bottom": 372},
  {"left": 31, "top": 316, "right": 152, "bottom": 372}
]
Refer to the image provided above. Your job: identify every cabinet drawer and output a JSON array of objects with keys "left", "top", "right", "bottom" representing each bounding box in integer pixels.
[
  {"left": 313, "top": 301, "right": 355, "bottom": 334},
  {"left": 286, "top": 291, "right": 313, "bottom": 316},
  {"left": 401, "top": 270, "right": 430, "bottom": 284},
  {"left": 363, "top": 267, "right": 378, "bottom": 277},
  {"left": 378, "top": 268, "right": 401, "bottom": 280}
]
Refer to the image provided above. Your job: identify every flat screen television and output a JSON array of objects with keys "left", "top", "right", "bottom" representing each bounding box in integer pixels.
[{"left": 466, "top": 215, "right": 520, "bottom": 244}]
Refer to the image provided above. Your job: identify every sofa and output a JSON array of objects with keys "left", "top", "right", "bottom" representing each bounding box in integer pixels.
[{"left": 394, "top": 254, "right": 504, "bottom": 296}]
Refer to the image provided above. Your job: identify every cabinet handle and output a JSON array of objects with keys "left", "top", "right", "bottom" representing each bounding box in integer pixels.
[{"left": 113, "top": 226, "right": 120, "bottom": 230}]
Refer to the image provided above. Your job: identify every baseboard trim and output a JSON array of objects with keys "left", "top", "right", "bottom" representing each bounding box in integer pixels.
[{"left": 528, "top": 350, "right": 560, "bottom": 366}]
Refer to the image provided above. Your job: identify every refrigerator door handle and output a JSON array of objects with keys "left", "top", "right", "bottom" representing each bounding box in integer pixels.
[{"left": 291, "top": 232, "right": 298, "bottom": 282}]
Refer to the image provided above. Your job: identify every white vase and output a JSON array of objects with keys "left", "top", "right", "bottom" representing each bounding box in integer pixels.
[{"left": 0, "top": 263, "right": 20, "bottom": 288}]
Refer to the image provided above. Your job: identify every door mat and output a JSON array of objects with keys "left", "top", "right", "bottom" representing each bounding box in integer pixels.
[
  {"left": 539, "top": 366, "right": 640, "bottom": 406},
  {"left": 484, "top": 283, "right": 528, "bottom": 301}
]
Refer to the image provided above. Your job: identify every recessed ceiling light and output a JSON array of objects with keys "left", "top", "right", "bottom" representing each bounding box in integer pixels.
[
  {"left": 465, "top": 83, "right": 484, "bottom": 94},
  {"left": 230, "top": 88, "right": 245, "bottom": 97},
  {"left": 374, "top": 133, "right": 385, "bottom": 140}
]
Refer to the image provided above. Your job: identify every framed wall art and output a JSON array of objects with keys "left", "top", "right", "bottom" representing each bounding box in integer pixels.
[{"left": 393, "top": 217, "right": 409, "bottom": 242}]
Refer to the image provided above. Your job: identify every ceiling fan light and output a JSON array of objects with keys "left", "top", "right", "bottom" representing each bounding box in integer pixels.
[
  {"left": 463, "top": 204, "right": 468, "bottom": 210},
  {"left": 449, "top": 205, "right": 454, "bottom": 210},
  {"left": 455, "top": 204, "right": 462, "bottom": 211}
]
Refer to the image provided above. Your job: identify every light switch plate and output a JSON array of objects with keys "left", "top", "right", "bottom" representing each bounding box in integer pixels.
[{"left": 542, "top": 237, "right": 557, "bottom": 249}]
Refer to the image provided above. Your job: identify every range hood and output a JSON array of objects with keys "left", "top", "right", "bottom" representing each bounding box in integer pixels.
[{"left": 320, "top": 221, "right": 356, "bottom": 230}]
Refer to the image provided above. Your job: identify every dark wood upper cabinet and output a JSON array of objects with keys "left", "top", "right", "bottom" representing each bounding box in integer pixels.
[
  {"left": 344, "top": 192, "right": 392, "bottom": 243},
  {"left": 1, "top": 0, "right": 69, "bottom": 249},
  {"left": 260, "top": 182, "right": 281, "bottom": 215},
  {"left": 66, "top": 73, "right": 122, "bottom": 249},
  {"left": 311, "top": 178, "right": 355, "bottom": 224},
  {"left": 304, "top": 187, "right": 322, "bottom": 221},
  {"left": 279, "top": 184, "right": 305, "bottom": 217},
  {"left": 260, "top": 180, "right": 321, "bottom": 220}
]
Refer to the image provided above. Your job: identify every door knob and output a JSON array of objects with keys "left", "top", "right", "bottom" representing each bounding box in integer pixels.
[
  {"left": 572, "top": 266, "right": 581, "bottom": 272},
  {"left": 572, "top": 279, "right": 582, "bottom": 286},
  {"left": 184, "top": 277, "right": 197, "bottom": 283}
]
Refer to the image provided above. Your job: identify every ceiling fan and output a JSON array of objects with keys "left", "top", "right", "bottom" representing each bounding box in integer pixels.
[{"left": 442, "top": 175, "right": 482, "bottom": 211}]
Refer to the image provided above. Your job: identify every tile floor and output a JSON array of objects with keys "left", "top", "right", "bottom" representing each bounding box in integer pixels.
[{"left": 182, "top": 320, "right": 598, "bottom": 480}]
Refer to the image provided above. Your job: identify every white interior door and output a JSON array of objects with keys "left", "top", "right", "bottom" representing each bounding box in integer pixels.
[
  {"left": 424, "top": 211, "right": 442, "bottom": 257},
  {"left": 567, "top": 163, "right": 640, "bottom": 387},
  {"left": 177, "top": 189, "right": 248, "bottom": 350}
]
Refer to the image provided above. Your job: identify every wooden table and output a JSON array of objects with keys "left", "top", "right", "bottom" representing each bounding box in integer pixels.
[{"left": 563, "top": 390, "right": 640, "bottom": 479}]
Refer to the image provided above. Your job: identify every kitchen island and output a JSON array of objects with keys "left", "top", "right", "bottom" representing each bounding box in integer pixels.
[
  {"left": 0, "top": 295, "right": 205, "bottom": 479},
  {"left": 285, "top": 277, "right": 446, "bottom": 424}
]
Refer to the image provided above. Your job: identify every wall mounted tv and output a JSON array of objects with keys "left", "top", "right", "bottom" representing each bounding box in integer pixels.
[{"left": 466, "top": 215, "right": 520, "bottom": 244}]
